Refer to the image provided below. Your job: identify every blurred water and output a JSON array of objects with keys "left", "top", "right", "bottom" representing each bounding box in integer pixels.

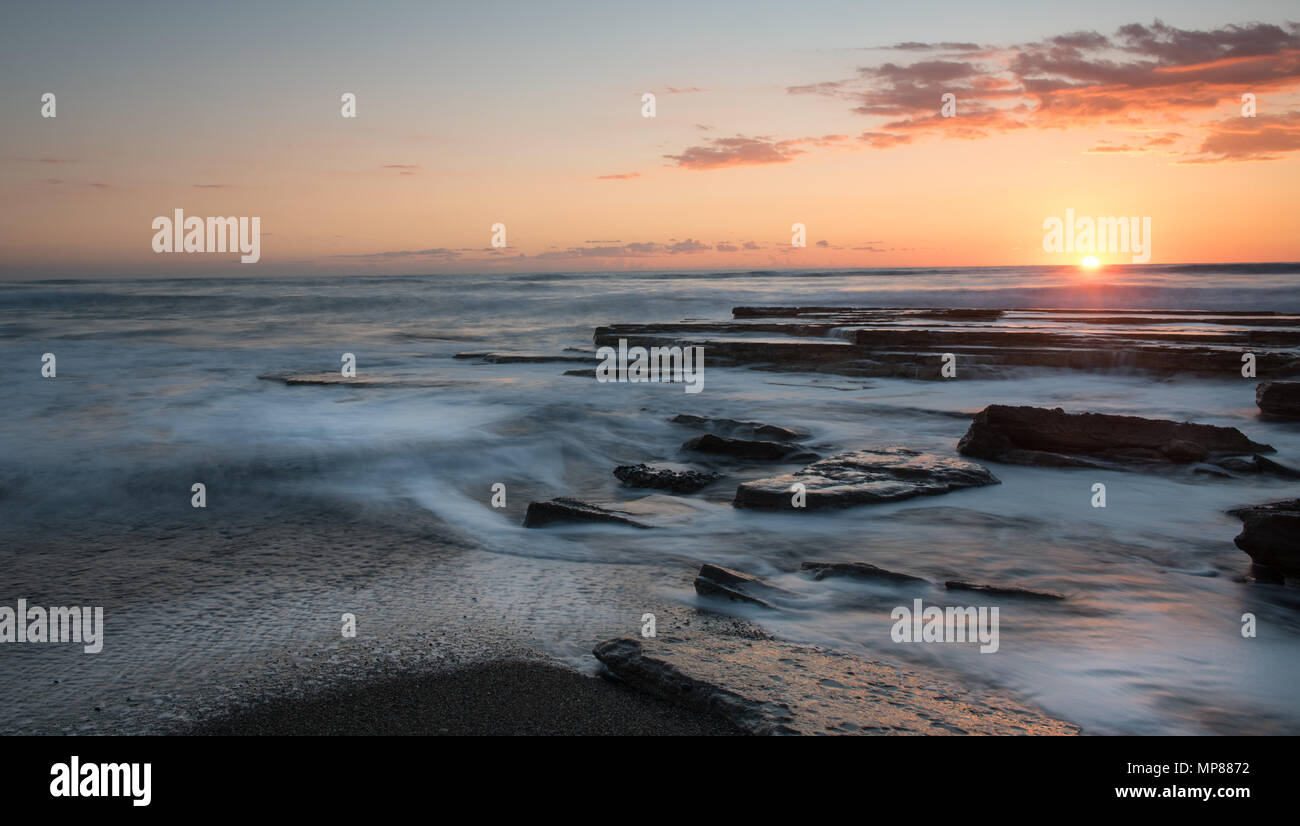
[{"left": 2, "top": 264, "right": 1299, "bottom": 734}]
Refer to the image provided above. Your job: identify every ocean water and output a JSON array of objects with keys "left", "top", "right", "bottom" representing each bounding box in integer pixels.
[{"left": 2, "top": 263, "right": 1299, "bottom": 734}]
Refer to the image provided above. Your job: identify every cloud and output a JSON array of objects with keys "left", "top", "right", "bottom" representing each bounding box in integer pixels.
[
  {"left": 332, "top": 248, "right": 462, "bottom": 260},
  {"left": 857, "top": 131, "right": 913, "bottom": 148},
  {"left": 1085, "top": 131, "right": 1186, "bottom": 153},
  {"left": 382, "top": 164, "right": 420, "bottom": 176},
  {"left": 20, "top": 157, "right": 77, "bottom": 164},
  {"left": 194, "top": 183, "right": 236, "bottom": 189},
  {"left": 715, "top": 243, "right": 739, "bottom": 252},
  {"left": 890, "top": 41, "right": 982, "bottom": 52},
  {"left": 596, "top": 172, "right": 641, "bottom": 180},
  {"left": 665, "top": 86, "right": 707, "bottom": 94},
  {"left": 1182, "top": 111, "right": 1300, "bottom": 162},
  {"left": 667, "top": 238, "right": 708, "bottom": 253},
  {"left": 775, "top": 20, "right": 1300, "bottom": 161},
  {"left": 664, "top": 134, "right": 847, "bottom": 169},
  {"left": 1144, "top": 131, "right": 1183, "bottom": 146},
  {"left": 537, "top": 238, "right": 713, "bottom": 259},
  {"left": 664, "top": 136, "right": 807, "bottom": 169},
  {"left": 1086, "top": 141, "right": 1139, "bottom": 153}
]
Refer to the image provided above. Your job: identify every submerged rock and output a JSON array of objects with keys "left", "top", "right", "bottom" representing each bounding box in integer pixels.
[
  {"left": 693, "top": 563, "right": 784, "bottom": 607},
  {"left": 681, "top": 433, "right": 814, "bottom": 461},
  {"left": 800, "top": 561, "right": 927, "bottom": 584},
  {"left": 1228, "top": 499, "right": 1300, "bottom": 580},
  {"left": 669, "top": 414, "right": 808, "bottom": 442},
  {"left": 613, "top": 464, "right": 722, "bottom": 493},
  {"left": 591, "top": 634, "right": 1079, "bottom": 735},
  {"left": 1257, "top": 381, "right": 1300, "bottom": 418},
  {"left": 257, "top": 372, "right": 453, "bottom": 388},
  {"left": 1213, "top": 456, "right": 1260, "bottom": 474},
  {"left": 522, "top": 498, "right": 651, "bottom": 529},
  {"left": 957, "top": 405, "right": 1272, "bottom": 468},
  {"left": 734, "top": 447, "right": 999, "bottom": 510},
  {"left": 944, "top": 581, "right": 1065, "bottom": 600},
  {"left": 454, "top": 351, "right": 590, "bottom": 364},
  {"left": 1253, "top": 454, "right": 1300, "bottom": 479}
]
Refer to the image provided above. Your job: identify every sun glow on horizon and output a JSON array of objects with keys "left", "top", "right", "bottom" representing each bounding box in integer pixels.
[{"left": 1080, "top": 256, "right": 1101, "bottom": 269}]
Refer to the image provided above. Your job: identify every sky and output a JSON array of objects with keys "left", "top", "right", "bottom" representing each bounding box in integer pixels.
[{"left": 1, "top": 0, "right": 1298, "bottom": 277}]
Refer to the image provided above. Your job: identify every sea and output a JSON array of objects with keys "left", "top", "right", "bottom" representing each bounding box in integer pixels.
[{"left": 2, "top": 263, "right": 1299, "bottom": 734}]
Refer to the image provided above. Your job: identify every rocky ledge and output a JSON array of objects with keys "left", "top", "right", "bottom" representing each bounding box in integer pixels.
[
  {"left": 1228, "top": 499, "right": 1300, "bottom": 582},
  {"left": 593, "top": 634, "right": 1079, "bottom": 735},
  {"left": 591, "top": 306, "right": 1300, "bottom": 378},
  {"left": 957, "top": 405, "right": 1272, "bottom": 468}
]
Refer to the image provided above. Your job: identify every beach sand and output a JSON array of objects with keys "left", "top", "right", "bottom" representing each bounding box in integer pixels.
[{"left": 189, "top": 659, "right": 743, "bottom": 736}]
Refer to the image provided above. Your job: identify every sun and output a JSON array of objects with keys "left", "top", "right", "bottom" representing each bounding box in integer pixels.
[{"left": 1080, "top": 256, "right": 1101, "bottom": 269}]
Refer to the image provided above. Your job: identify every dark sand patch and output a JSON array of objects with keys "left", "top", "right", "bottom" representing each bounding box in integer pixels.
[{"left": 189, "top": 660, "right": 743, "bottom": 736}]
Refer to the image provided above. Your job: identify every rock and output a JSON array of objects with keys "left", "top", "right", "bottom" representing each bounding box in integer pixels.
[
  {"left": 681, "top": 433, "right": 814, "bottom": 461},
  {"left": 734, "top": 447, "right": 999, "bottom": 510},
  {"left": 944, "top": 581, "right": 1066, "bottom": 600},
  {"left": 453, "top": 351, "right": 590, "bottom": 364},
  {"left": 957, "top": 405, "right": 1273, "bottom": 468},
  {"left": 1213, "top": 456, "right": 1260, "bottom": 474},
  {"left": 693, "top": 563, "right": 784, "bottom": 607},
  {"left": 1193, "top": 466, "right": 1234, "bottom": 478},
  {"left": 669, "top": 414, "right": 808, "bottom": 441},
  {"left": 522, "top": 498, "right": 651, "bottom": 529},
  {"left": 613, "top": 464, "right": 722, "bottom": 493},
  {"left": 1253, "top": 454, "right": 1300, "bottom": 479},
  {"left": 596, "top": 307, "right": 1300, "bottom": 379},
  {"left": 1228, "top": 499, "right": 1300, "bottom": 578},
  {"left": 800, "top": 561, "right": 927, "bottom": 584},
  {"left": 1257, "top": 381, "right": 1300, "bottom": 418},
  {"left": 591, "top": 634, "right": 1079, "bottom": 735},
  {"left": 1162, "top": 439, "right": 1209, "bottom": 463},
  {"left": 257, "top": 372, "right": 453, "bottom": 388}
]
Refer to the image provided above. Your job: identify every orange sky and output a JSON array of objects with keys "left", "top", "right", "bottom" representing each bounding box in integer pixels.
[{"left": 2, "top": 5, "right": 1298, "bottom": 276}]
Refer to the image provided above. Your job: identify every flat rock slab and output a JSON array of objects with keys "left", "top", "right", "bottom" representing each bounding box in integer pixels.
[
  {"left": 957, "top": 405, "right": 1272, "bottom": 468},
  {"left": 613, "top": 464, "right": 721, "bottom": 493},
  {"left": 734, "top": 447, "right": 999, "bottom": 510},
  {"left": 595, "top": 307, "right": 1300, "bottom": 378},
  {"left": 522, "top": 498, "right": 651, "bottom": 529},
  {"left": 1228, "top": 498, "right": 1300, "bottom": 579},
  {"left": 593, "top": 635, "right": 1079, "bottom": 735}
]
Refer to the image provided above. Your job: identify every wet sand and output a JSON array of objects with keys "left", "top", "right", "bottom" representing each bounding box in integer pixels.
[{"left": 189, "top": 659, "right": 743, "bottom": 736}]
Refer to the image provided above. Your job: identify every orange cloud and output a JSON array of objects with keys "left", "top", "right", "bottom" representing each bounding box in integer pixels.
[
  {"left": 763, "top": 21, "right": 1300, "bottom": 162},
  {"left": 1182, "top": 111, "right": 1300, "bottom": 162}
]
